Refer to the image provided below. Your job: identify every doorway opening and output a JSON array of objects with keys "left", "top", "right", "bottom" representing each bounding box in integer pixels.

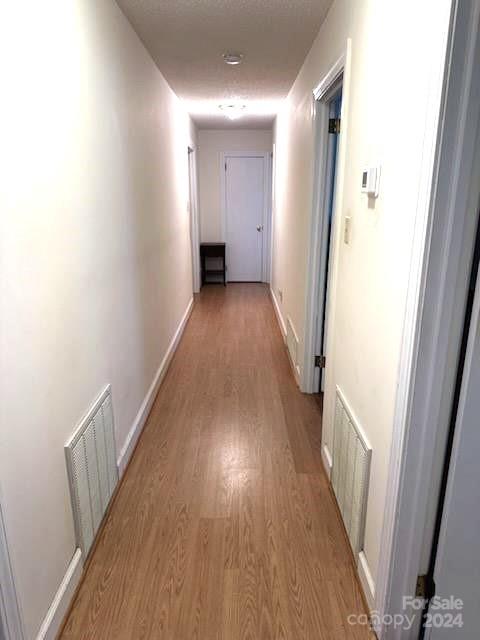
[
  {"left": 315, "top": 88, "right": 342, "bottom": 393},
  {"left": 419, "top": 205, "right": 480, "bottom": 639},
  {"left": 302, "top": 50, "right": 347, "bottom": 396}
]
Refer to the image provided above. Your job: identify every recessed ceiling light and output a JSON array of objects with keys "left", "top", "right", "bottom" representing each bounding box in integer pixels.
[
  {"left": 219, "top": 103, "right": 247, "bottom": 120},
  {"left": 222, "top": 52, "right": 244, "bottom": 65}
]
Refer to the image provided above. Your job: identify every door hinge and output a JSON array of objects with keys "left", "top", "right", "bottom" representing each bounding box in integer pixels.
[
  {"left": 315, "top": 355, "right": 326, "bottom": 368},
  {"left": 328, "top": 118, "right": 341, "bottom": 134},
  {"left": 225, "top": 162, "right": 227, "bottom": 171},
  {"left": 415, "top": 574, "right": 435, "bottom": 600}
]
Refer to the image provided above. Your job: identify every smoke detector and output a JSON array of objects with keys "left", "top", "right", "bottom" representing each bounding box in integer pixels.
[{"left": 222, "top": 52, "right": 244, "bottom": 65}]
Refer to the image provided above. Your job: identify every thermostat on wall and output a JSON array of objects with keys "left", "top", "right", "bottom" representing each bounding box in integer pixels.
[{"left": 361, "top": 166, "right": 380, "bottom": 198}]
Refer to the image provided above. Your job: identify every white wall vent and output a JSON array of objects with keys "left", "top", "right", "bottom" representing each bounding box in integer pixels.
[
  {"left": 65, "top": 385, "right": 118, "bottom": 558},
  {"left": 331, "top": 386, "right": 372, "bottom": 555},
  {"left": 286, "top": 316, "right": 299, "bottom": 371}
]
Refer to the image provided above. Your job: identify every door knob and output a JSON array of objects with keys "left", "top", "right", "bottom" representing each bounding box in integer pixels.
[{"left": 256, "top": 225, "right": 263, "bottom": 232}]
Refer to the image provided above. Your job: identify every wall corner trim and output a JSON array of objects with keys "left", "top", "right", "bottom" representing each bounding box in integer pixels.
[
  {"left": 117, "top": 297, "right": 194, "bottom": 476},
  {"left": 35, "top": 549, "right": 82, "bottom": 640},
  {"left": 270, "top": 287, "right": 287, "bottom": 340},
  {"left": 358, "top": 550, "right": 376, "bottom": 613}
]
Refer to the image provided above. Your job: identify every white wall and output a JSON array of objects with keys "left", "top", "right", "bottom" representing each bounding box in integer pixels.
[
  {"left": 197, "top": 129, "right": 272, "bottom": 241},
  {"left": 0, "top": 1, "right": 195, "bottom": 637},
  {"left": 271, "top": 0, "right": 452, "bottom": 591}
]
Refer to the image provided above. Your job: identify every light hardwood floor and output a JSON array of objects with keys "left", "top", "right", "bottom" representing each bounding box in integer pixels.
[{"left": 60, "top": 284, "right": 372, "bottom": 639}]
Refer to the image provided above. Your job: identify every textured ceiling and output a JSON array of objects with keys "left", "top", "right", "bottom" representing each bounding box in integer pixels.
[{"left": 116, "top": 0, "right": 332, "bottom": 128}]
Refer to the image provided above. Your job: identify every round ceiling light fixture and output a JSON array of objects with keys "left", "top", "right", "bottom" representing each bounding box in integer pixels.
[
  {"left": 222, "top": 52, "right": 244, "bottom": 65},
  {"left": 218, "top": 103, "right": 247, "bottom": 120}
]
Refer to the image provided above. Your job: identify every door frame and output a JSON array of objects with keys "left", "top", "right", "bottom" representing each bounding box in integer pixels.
[
  {"left": 375, "top": 1, "right": 480, "bottom": 637},
  {"left": 302, "top": 43, "right": 350, "bottom": 394},
  {"left": 188, "top": 146, "right": 201, "bottom": 293},
  {"left": 220, "top": 151, "right": 272, "bottom": 283},
  {"left": 423, "top": 213, "right": 480, "bottom": 639},
  {"left": 264, "top": 151, "right": 273, "bottom": 284},
  {"left": 269, "top": 145, "right": 276, "bottom": 287},
  {"left": 0, "top": 498, "right": 25, "bottom": 640}
]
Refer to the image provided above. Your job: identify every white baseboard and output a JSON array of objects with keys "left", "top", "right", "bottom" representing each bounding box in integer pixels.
[
  {"left": 294, "top": 364, "right": 301, "bottom": 385},
  {"left": 286, "top": 358, "right": 301, "bottom": 387},
  {"left": 36, "top": 549, "right": 82, "bottom": 640},
  {"left": 269, "top": 287, "right": 287, "bottom": 340},
  {"left": 270, "top": 289, "right": 301, "bottom": 385},
  {"left": 358, "top": 550, "right": 376, "bottom": 612},
  {"left": 321, "top": 443, "right": 333, "bottom": 479},
  {"left": 117, "top": 297, "right": 194, "bottom": 476}
]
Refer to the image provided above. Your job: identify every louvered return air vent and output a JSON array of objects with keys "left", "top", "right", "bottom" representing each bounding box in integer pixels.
[
  {"left": 65, "top": 385, "right": 118, "bottom": 558},
  {"left": 331, "top": 387, "right": 372, "bottom": 556}
]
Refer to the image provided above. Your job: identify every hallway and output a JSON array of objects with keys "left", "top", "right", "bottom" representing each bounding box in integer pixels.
[{"left": 60, "top": 285, "right": 370, "bottom": 639}]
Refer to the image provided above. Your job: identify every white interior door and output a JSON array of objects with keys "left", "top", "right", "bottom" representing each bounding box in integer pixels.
[
  {"left": 225, "top": 155, "right": 265, "bottom": 282},
  {"left": 425, "top": 247, "right": 480, "bottom": 639}
]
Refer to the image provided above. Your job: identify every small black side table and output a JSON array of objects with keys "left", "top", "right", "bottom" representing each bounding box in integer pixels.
[{"left": 200, "top": 243, "right": 226, "bottom": 286}]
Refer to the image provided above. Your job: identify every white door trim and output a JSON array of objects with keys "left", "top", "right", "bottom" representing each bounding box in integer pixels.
[
  {"left": 188, "top": 146, "right": 201, "bottom": 293},
  {"left": 302, "top": 44, "right": 350, "bottom": 393},
  {"left": 269, "top": 144, "right": 276, "bottom": 286},
  {"left": 0, "top": 499, "right": 25, "bottom": 640},
  {"left": 220, "top": 152, "right": 271, "bottom": 283},
  {"left": 313, "top": 52, "right": 346, "bottom": 101},
  {"left": 263, "top": 151, "right": 273, "bottom": 284},
  {"left": 375, "top": 2, "right": 480, "bottom": 637}
]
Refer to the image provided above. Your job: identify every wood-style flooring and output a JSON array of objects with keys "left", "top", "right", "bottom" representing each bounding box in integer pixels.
[{"left": 60, "top": 284, "right": 372, "bottom": 639}]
